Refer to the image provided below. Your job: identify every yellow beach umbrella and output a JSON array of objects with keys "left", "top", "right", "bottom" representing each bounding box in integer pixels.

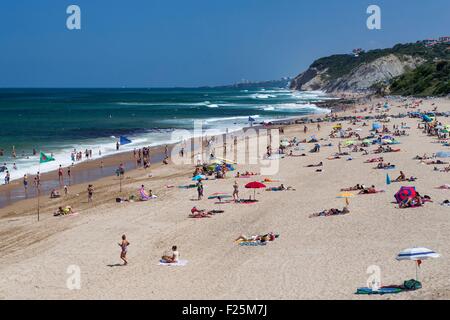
[{"left": 337, "top": 192, "right": 355, "bottom": 206}]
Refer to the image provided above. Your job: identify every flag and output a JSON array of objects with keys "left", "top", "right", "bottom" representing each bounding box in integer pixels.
[
  {"left": 248, "top": 117, "right": 255, "bottom": 122},
  {"left": 120, "top": 136, "right": 132, "bottom": 145},
  {"left": 40, "top": 152, "right": 55, "bottom": 164},
  {"left": 386, "top": 173, "right": 391, "bottom": 185}
]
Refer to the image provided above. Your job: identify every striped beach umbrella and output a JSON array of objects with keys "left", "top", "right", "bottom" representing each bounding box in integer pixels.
[
  {"left": 394, "top": 186, "right": 416, "bottom": 204},
  {"left": 396, "top": 247, "right": 440, "bottom": 281}
]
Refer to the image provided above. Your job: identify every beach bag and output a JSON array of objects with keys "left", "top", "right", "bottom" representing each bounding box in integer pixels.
[{"left": 403, "top": 279, "right": 422, "bottom": 291}]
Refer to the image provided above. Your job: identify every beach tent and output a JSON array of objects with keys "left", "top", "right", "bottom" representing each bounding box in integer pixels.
[
  {"left": 436, "top": 151, "right": 450, "bottom": 158},
  {"left": 120, "top": 136, "right": 132, "bottom": 145},
  {"left": 394, "top": 186, "right": 417, "bottom": 204},
  {"left": 396, "top": 247, "right": 440, "bottom": 281}
]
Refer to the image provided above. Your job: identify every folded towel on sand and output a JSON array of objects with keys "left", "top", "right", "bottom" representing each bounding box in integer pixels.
[{"left": 158, "top": 259, "right": 188, "bottom": 266}]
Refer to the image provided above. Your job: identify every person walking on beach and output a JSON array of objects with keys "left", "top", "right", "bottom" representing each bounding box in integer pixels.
[
  {"left": 23, "top": 174, "right": 28, "bottom": 192},
  {"left": 64, "top": 185, "right": 68, "bottom": 196},
  {"left": 118, "top": 235, "right": 130, "bottom": 265},
  {"left": 165, "top": 145, "right": 168, "bottom": 157},
  {"left": 58, "top": 165, "right": 63, "bottom": 184},
  {"left": 87, "top": 184, "right": 94, "bottom": 203},
  {"left": 67, "top": 166, "right": 71, "bottom": 182},
  {"left": 116, "top": 141, "right": 120, "bottom": 151},
  {"left": 233, "top": 180, "right": 239, "bottom": 201},
  {"left": 4, "top": 171, "right": 10, "bottom": 185},
  {"left": 197, "top": 180, "right": 204, "bottom": 200}
]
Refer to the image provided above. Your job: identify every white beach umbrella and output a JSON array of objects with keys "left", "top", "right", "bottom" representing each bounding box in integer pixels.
[{"left": 396, "top": 247, "right": 440, "bottom": 281}]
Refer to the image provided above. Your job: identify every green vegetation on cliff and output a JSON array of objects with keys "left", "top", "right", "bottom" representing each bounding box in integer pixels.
[
  {"left": 310, "top": 42, "right": 449, "bottom": 83},
  {"left": 389, "top": 60, "right": 450, "bottom": 96}
]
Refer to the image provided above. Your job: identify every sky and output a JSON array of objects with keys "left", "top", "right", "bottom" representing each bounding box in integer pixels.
[{"left": 0, "top": 0, "right": 449, "bottom": 87}]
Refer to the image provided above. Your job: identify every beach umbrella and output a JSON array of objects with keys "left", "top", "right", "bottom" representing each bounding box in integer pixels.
[
  {"left": 396, "top": 247, "right": 440, "bottom": 281},
  {"left": 372, "top": 123, "right": 381, "bottom": 131},
  {"left": 436, "top": 151, "right": 450, "bottom": 158},
  {"left": 386, "top": 173, "right": 391, "bottom": 185},
  {"left": 337, "top": 192, "right": 354, "bottom": 206},
  {"left": 245, "top": 181, "right": 266, "bottom": 200},
  {"left": 280, "top": 141, "right": 290, "bottom": 147},
  {"left": 192, "top": 175, "right": 206, "bottom": 181},
  {"left": 394, "top": 186, "right": 417, "bottom": 204}
]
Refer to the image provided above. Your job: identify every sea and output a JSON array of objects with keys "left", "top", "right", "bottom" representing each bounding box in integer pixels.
[{"left": 0, "top": 87, "right": 332, "bottom": 183}]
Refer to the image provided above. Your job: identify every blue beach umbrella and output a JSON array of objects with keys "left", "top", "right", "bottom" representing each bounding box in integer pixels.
[
  {"left": 436, "top": 151, "right": 450, "bottom": 158},
  {"left": 192, "top": 175, "right": 206, "bottom": 181},
  {"left": 372, "top": 123, "right": 381, "bottom": 131}
]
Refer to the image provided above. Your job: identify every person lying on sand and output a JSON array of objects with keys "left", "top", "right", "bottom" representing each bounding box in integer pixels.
[
  {"left": 309, "top": 207, "right": 350, "bottom": 218},
  {"left": 235, "top": 232, "right": 278, "bottom": 243},
  {"left": 341, "top": 184, "right": 365, "bottom": 191},
  {"left": 288, "top": 150, "right": 306, "bottom": 157},
  {"left": 266, "top": 184, "right": 296, "bottom": 191},
  {"left": 54, "top": 206, "right": 75, "bottom": 216},
  {"left": 437, "top": 184, "right": 450, "bottom": 190},
  {"left": 50, "top": 189, "right": 61, "bottom": 199},
  {"left": 422, "top": 160, "right": 448, "bottom": 165},
  {"left": 306, "top": 162, "right": 323, "bottom": 168},
  {"left": 358, "top": 185, "right": 384, "bottom": 194},
  {"left": 365, "top": 157, "right": 384, "bottom": 163},
  {"left": 414, "top": 154, "right": 431, "bottom": 161},
  {"left": 376, "top": 162, "right": 395, "bottom": 169},
  {"left": 161, "top": 245, "right": 179, "bottom": 263},
  {"left": 189, "top": 206, "right": 212, "bottom": 218}
]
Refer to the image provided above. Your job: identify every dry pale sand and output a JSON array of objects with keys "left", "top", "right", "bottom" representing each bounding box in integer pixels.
[{"left": 0, "top": 97, "right": 449, "bottom": 300}]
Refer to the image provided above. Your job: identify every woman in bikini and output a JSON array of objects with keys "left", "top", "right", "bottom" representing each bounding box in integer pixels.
[{"left": 119, "top": 235, "right": 130, "bottom": 265}]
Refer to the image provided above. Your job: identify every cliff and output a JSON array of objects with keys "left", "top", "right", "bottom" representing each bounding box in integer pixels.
[{"left": 290, "top": 42, "right": 449, "bottom": 95}]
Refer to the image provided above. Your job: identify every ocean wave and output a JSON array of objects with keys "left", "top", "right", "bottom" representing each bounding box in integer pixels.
[
  {"left": 251, "top": 94, "right": 278, "bottom": 99},
  {"left": 260, "top": 103, "right": 329, "bottom": 113}
]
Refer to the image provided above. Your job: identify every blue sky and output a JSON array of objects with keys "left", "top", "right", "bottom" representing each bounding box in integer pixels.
[{"left": 0, "top": 0, "right": 448, "bottom": 87}]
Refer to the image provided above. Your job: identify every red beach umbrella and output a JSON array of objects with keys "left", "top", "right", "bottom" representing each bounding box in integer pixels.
[{"left": 245, "top": 182, "right": 266, "bottom": 200}]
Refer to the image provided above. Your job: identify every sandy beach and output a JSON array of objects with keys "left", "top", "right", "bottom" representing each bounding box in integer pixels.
[{"left": 1, "top": 96, "right": 449, "bottom": 300}]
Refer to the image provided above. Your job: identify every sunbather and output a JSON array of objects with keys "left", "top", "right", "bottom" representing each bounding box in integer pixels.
[
  {"left": 310, "top": 207, "right": 350, "bottom": 218},
  {"left": 235, "top": 232, "right": 278, "bottom": 243},
  {"left": 359, "top": 185, "right": 384, "bottom": 194},
  {"left": 341, "top": 184, "right": 365, "bottom": 191},
  {"left": 306, "top": 162, "right": 323, "bottom": 168},
  {"left": 54, "top": 205, "right": 75, "bottom": 216}
]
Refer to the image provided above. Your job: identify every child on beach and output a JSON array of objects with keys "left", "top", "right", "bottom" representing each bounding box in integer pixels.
[
  {"left": 233, "top": 181, "right": 239, "bottom": 201},
  {"left": 119, "top": 235, "right": 130, "bottom": 265},
  {"left": 87, "top": 184, "right": 94, "bottom": 203},
  {"left": 161, "top": 246, "right": 179, "bottom": 264}
]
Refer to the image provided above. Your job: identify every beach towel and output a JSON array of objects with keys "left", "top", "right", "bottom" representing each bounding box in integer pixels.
[
  {"left": 238, "top": 241, "right": 267, "bottom": 246},
  {"left": 158, "top": 259, "right": 188, "bottom": 266},
  {"left": 355, "top": 287, "right": 403, "bottom": 295}
]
